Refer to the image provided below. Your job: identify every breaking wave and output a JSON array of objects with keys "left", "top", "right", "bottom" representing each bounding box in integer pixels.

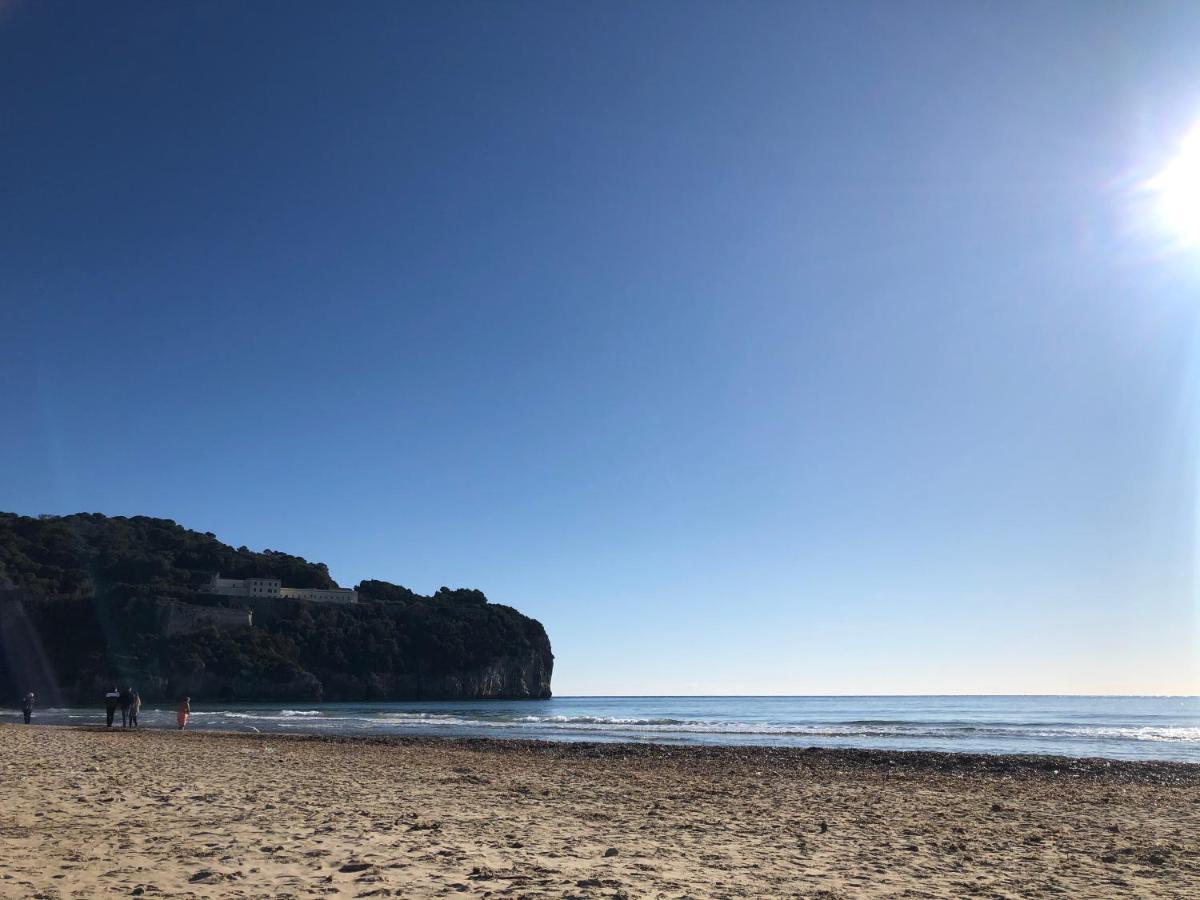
[
  {"left": 178, "top": 711, "right": 1200, "bottom": 744},
  {"left": 19, "top": 697, "right": 1199, "bottom": 761}
]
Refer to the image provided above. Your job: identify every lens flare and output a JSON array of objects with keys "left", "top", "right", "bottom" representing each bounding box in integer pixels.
[{"left": 1147, "top": 125, "right": 1200, "bottom": 247}]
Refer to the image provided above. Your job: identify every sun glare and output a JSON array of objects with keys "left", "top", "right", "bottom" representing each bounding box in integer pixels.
[{"left": 1147, "top": 125, "right": 1200, "bottom": 247}]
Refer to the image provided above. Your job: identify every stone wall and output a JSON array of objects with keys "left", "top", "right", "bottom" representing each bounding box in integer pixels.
[{"left": 159, "top": 600, "right": 252, "bottom": 636}]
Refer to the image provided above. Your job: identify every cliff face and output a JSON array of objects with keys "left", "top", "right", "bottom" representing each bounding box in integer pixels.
[
  {"left": 377, "top": 654, "right": 554, "bottom": 701},
  {"left": 177, "top": 653, "right": 555, "bottom": 703},
  {"left": 0, "top": 590, "right": 554, "bottom": 705},
  {"left": 161, "top": 625, "right": 554, "bottom": 703},
  {"left": 0, "top": 513, "right": 554, "bottom": 704},
  {"left": 164, "top": 657, "right": 553, "bottom": 703},
  {"left": 0, "top": 594, "right": 69, "bottom": 707}
]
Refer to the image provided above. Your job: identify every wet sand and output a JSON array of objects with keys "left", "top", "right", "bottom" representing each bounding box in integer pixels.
[{"left": 1, "top": 724, "right": 1198, "bottom": 898}]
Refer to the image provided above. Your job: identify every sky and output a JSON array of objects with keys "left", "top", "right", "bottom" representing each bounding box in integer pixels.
[{"left": 2, "top": 1, "right": 1199, "bottom": 695}]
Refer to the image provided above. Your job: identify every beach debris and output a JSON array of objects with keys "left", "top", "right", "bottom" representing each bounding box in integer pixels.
[
  {"left": 338, "top": 863, "right": 372, "bottom": 873},
  {"left": 468, "top": 866, "right": 531, "bottom": 883},
  {"left": 818, "top": 820, "right": 828, "bottom": 833},
  {"left": 576, "top": 877, "right": 624, "bottom": 889},
  {"left": 603, "top": 847, "right": 619, "bottom": 857}
]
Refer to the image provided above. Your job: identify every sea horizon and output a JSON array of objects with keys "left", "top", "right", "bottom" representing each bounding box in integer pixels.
[{"left": 523, "top": 696, "right": 1200, "bottom": 705}]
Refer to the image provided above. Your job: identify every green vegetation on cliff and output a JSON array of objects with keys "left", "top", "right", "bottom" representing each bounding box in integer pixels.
[{"left": 0, "top": 513, "right": 552, "bottom": 704}]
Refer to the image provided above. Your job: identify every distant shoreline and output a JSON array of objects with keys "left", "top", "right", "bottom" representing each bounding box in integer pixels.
[{"left": 7, "top": 723, "right": 1198, "bottom": 783}]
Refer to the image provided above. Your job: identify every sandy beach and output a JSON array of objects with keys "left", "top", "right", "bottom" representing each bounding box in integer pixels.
[{"left": 1, "top": 725, "right": 1198, "bottom": 899}]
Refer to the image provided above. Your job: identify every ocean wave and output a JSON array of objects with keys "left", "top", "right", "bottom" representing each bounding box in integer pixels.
[
  {"left": 171, "top": 712, "right": 1200, "bottom": 743},
  {"left": 17, "top": 699, "right": 1197, "bottom": 761}
]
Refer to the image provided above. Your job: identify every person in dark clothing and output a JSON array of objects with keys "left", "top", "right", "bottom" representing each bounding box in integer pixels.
[
  {"left": 104, "top": 688, "right": 120, "bottom": 727},
  {"left": 119, "top": 687, "right": 133, "bottom": 728},
  {"left": 21, "top": 693, "right": 33, "bottom": 724}
]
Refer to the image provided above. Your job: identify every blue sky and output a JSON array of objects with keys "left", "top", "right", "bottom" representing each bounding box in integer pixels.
[{"left": 2, "top": 1, "right": 1198, "bottom": 695}]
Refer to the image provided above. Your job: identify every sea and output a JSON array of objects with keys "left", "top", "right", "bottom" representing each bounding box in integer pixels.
[{"left": 8, "top": 695, "right": 1199, "bottom": 762}]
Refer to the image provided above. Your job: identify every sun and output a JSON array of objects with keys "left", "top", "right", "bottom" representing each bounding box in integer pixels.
[{"left": 1147, "top": 125, "right": 1200, "bottom": 247}]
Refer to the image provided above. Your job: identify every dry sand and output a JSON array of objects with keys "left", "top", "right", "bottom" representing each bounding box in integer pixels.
[{"left": 1, "top": 724, "right": 1198, "bottom": 898}]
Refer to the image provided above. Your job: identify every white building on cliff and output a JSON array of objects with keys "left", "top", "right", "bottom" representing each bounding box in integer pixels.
[{"left": 202, "top": 574, "right": 358, "bottom": 605}]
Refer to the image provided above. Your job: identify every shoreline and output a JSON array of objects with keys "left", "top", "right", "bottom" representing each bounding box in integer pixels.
[
  {"left": 3, "top": 724, "right": 1198, "bottom": 897},
  {"left": 10, "top": 722, "right": 1200, "bottom": 784},
  {"left": 9, "top": 724, "right": 1200, "bottom": 782},
  {"left": 10, "top": 694, "right": 1198, "bottom": 766}
]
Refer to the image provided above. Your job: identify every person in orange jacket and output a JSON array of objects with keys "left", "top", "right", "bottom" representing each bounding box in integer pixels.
[{"left": 176, "top": 696, "right": 190, "bottom": 730}]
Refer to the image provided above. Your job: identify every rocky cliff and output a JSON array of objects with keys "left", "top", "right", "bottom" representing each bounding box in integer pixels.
[{"left": 0, "top": 513, "right": 553, "bottom": 704}]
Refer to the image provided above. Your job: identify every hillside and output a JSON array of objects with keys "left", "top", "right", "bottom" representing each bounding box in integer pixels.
[{"left": 0, "top": 513, "right": 552, "bottom": 704}]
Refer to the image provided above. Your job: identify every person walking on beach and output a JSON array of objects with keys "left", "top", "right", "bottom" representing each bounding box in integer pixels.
[
  {"left": 176, "top": 696, "right": 190, "bottom": 730},
  {"left": 129, "top": 690, "right": 141, "bottom": 728},
  {"left": 104, "top": 688, "right": 120, "bottom": 728},
  {"left": 21, "top": 692, "right": 34, "bottom": 725},
  {"left": 119, "top": 686, "right": 133, "bottom": 728}
]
